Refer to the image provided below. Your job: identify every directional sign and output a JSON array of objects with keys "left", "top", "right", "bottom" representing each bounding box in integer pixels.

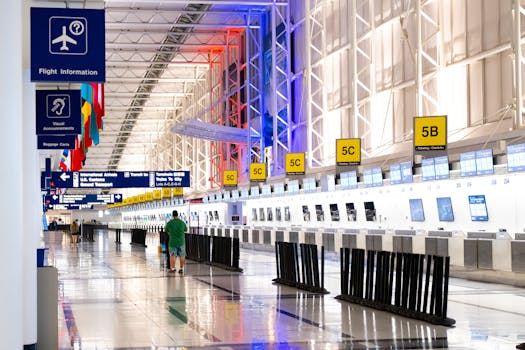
[
  {"left": 414, "top": 116, "right": 447, "bottom": 151},
  {"left": 285, "top": 153, "right": 305, "bottom": 175},
  {"left": 250, "top": 163, "right": 266, "bottom": 182},
  {"left": 37, "top": 135, "right": 77, "bottom": 149},
  {"left": 44, "top": 194, "right": 122, "bottom": 205},
  {"left": 36, "top": 90, "right": 81, "bottom": 135},
  {"left": 336, "top": 138, "right": 361, "bottom": 166},
  {"left": 46, "top": 171, "right": 190, "bottom": 189},
  {"left": 31, "top": 7, "right": 105, "bottom": 82},
  {"left": 223, "top": 170, "right": 238, "bottom": 186},
  {"left": 46, "top": 204, "right": 93, "bottom": 210}
]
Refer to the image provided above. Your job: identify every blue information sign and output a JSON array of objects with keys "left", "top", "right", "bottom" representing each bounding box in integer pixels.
[
  {"left": 44, "top": 194, "right": 123, "bottom": 205},
  {"left": 36, "top": 90, "right": 81, "bottom": 135},
  {"left": 46, "top": 171, "right": 190, "bottom": 189},
  {"left": 46, "top": 204, "right": 93, "bottom": 210},
  {"left": 37, "top": 135, "right": 77, "bottom": 149},
  {"left": 31, "top": 7, "right": 105, "bottom": 82},
  {"left": 507, "top": 143, "right": 525, "bottom": 172},
  {"left": 468, "top": 195, "right": 489, "bottom": 221},
  {"left": 460, "top": 151, "right": 477, "bottom": 177}
]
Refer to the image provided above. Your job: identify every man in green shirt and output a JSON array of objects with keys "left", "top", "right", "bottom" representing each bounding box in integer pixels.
[{"left": 164, "top": 210, "right": 188, "bottom": 274}]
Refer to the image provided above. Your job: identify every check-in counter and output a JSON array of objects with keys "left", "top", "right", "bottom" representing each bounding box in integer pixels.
[
  {"left": 365, "top": 229, "right": 385, "bottom": 251},
  {"left": 393, "top": 229, "right": 415, "bottom": 253},
  {"left": 321, "top": 228, "right": 336, "bottom": 252},
  {"left": 512, "top": 233, "right": 525, "bottom": 272},
  {"left": 464, "top": 232, "right": 511, "bottom": 271},
  {"left": 339, "top": 228, "right": 360, "bottom": 251}
]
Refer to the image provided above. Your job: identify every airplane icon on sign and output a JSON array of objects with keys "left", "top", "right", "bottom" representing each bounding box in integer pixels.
[{"left": 51, "top": 26, "right": 76, "bottom": 51}]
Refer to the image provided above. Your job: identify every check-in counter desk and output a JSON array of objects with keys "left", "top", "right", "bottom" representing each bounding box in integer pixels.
[
  {"left": 463, "top": 231, "right": 512, "bottom": 271},
  {"left": 511, "top": 233, "right": 525, "bottom": 272},
  {"left": 392, "top": 230, "right": 416, "bottom": 253},
  {"left": 365, "top": 229, "right": 386, "bottom": 251}
]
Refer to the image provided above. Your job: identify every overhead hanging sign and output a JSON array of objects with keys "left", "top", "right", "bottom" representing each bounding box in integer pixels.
[
  {"left": 250, "top": 163, "right": 266, "bottom": 182},
  {"left": 30, "top": 7, "right": 105, "bottom": 82},
  {"left": 413, "top": 116, "right": 447, "bottom": 151},
  {"left": 336, "top": 138, "right": 361, "bottom": 166},
  {"left": 46, "top": 204, "right": 93, "bottom": 210},
  {"left": 36, "top": 90, "right": 82, "bottom": 135},
  {"left": 46, "top": 171, "right": 190, "bottom": 189},
  {"left": 223, "top": 170, "right": 238, "bottom": 186},
  {"left": 44, "top": 193, "right": 122, "bottom": 205},
  {"left": 285, "top": 153, "right": 305, "bottom": 175}
]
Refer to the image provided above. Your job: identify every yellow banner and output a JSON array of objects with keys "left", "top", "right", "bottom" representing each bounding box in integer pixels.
[
  {"left": 153, "top": 189, "right": 161, "bottom": 200},
  {"left": 223, "top": 170, "right": 238, "bottom": 186},
  {"left": 145, "top": 192, "right": 153, "bottom": 201},
  {"left": 161, "top": 188, "right": 172, "bottom": 198},
  {"left": 173, "top": 188, "right": 183, "bottom": 197}
]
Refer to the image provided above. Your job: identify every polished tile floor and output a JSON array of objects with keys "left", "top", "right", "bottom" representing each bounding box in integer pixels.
[{"left": 43, "top": 230, "right": 525, "bottom": 350}]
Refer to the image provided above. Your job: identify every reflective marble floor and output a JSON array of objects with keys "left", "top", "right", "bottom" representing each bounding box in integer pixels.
[{"left": 43, "top": 230, "right": 525, "bottom": 350}]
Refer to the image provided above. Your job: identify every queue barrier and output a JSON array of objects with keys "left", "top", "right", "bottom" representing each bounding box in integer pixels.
[
  {"left": 115, "top": 228, "right": 122, "bottom": 244},
  {"left": 185, "top": 233, "right": 211, "bottom": 263},
  {"left": 185, "top": 233, "right": 242, "bottom": 272},
  {"left": 336, "top": 248, "right": 455, "bottom": 326},
  {"left": 273, "top": 242, "right": 329, "bottom": 294},
  {"left": 130, "top": 228, "right": 147, "bottom": 247}
]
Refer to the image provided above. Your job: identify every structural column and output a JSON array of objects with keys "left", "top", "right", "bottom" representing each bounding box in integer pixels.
[{"left": 0, "top": 0, "right": 24, "bottom": 348}]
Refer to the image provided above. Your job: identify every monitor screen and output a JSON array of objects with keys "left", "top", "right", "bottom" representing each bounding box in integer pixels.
[
  {"left": 261, "top": 185, "right": 272, "bottom": 197},
  {"left": 321, "top": 174, "right": 336, "bottom": 192},
  {"left": 460, "top": 151, "right": 477, "bottom": 177},
  {"left": 231, "top": 190, "right": 239, "bottom": 199},
  {"left": 284, "top": 206, "right": 291, "bottom": 221},
  {"left": 251, "top": 208, "right": 257, "bottom": 221},
  {"left": 250, "top": 186, "right": 260, "bottom": 198},
  {"left": 363, "top": 168, "right": 374, "bottom": 187},
  {"left": 507, "top": 143, "right": 525, "bottom": 172},
  {"left": 288, "top": 180, "right": 300, "bottom": 194},
  {"left": 468, "top": 195, "right": 489, "bottom": 221},
  {"left": 214, "top": 211, "right": 219, "bottom": 221},
  {"left": 241, "top": 189, "right": 250, "bottom": 198},
  {"left": 267, "top": 207, "right": 273, "bottom": 221},
  {"left": 315, "top": 204, "right": 324, "bottom": 221},
  {"left": 372, "top": 167, "right": 383, "bottom": 186},
  {"left": 434, "top": 156, "right": 450, "bottom": 180},
  {"left": 389, "top": 163, "right": 402, "bottom": 184},
  {"left": 364, "top": 201, "right": 376, "bottom": 221},
  {"left": 436, "top": 197, "right": 454, "bottom": 221},
  {"left": 345, "top": 203, "right": 356, "bottom": 221},
  {"left": 259, "top": 208, "right": 265, "bottom": 221},
  {"left": 223, "top": 191, "right": 230, "bottom": 200},
  {"left": 303, "top": 177, "right": 316, "bottom": 193},
  {"left": 409, "top": 198, "right": 425, "bottom": 222},
  {"left": 421, "top": 158, "right": 435, "bottom": 181},
  {"left": 329, "top": 203, "right": 340, "bottom": 221},
  {"left": 275, "top": 207, "right": 282, "bottom": 221},
  {"left": 340, "top": 170, "right": 358, "bottom": 190},
  {"left": 274, "top": 182, "right": 285, "bottom": 196},
  {"left": 475, "top": 149, "right": 494, "bottom": 175},
  {"left": 302, "top": 205, "right": 310, "bottom": 221},
  {"left": 400, "top": 161, "right": 413, "bottom": 183}
]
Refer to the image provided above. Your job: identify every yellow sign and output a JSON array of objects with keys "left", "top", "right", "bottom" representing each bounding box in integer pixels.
[
  {"left": 285, "top": 152, "right": 305, "bottom": 175},
  {"left": 250, "top": 163, "right": 266, "bottom": 181},
  {"left": 161, "top": 188, "right": 171, "bottom": 198},
  {"left": 138, "top": 194, "right": 146, "bottom": 202},
  {"left": 414, "top": 116, "right": 447, "bottom": 150},
  {"left": 336, "top": 138, "right": 361, "bottom": 165},
  {"left": 173, "top": 188, "right": 183, "bottom": 197},
  {"left": 145, "top": 192, "right": 153, "bottom": 201},
  {"left": 153, "top": 190, "right": 161, "bottom": 200},
  {"left": 223, "top": 170, "right": 238, "bottom": 186}
]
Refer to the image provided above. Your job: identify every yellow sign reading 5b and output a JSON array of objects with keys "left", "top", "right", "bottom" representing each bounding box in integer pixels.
[
  {"left": 250, "top": 163, "right": 266, "bottom": 181},
  {"left": 285, "top": 152, "right": 305, "bottom": 175},
  {"left": 336, "top": 138, "right": 361, "bottom": 165},
  {"left": 223, "top": 170, "right": 238, "bottom": 186},
  {"left": 414, "top": 115, "right": 447, "bottom": 151}
]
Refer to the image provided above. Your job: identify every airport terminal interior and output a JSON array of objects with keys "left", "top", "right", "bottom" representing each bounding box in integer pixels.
[{"left": 2, "top": 0, "right": 525, "bottom": 349}]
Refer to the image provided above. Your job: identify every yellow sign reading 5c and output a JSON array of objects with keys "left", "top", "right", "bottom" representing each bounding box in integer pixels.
[{"left": 285, "top": 152, "right": 305, "bottom": 175}]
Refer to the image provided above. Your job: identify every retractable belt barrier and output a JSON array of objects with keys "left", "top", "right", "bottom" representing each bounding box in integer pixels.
[
  {"left": 273, "top": 242, "right": 329, "bottom": 294},
  {"left": 115, "top": 228, "right": 121, "bottom": 244},
  {"left": 336, "top": 248, "right": 455, "bottom": 326}
]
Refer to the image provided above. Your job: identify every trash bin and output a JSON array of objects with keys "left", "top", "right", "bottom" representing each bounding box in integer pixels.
[{"left": 37, "top": 248, "right": 49, "bottom": 267}]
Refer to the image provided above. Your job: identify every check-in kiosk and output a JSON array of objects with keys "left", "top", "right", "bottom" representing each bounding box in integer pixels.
[
  {"left": 340, "top": 228, "right": 359, "bottom": 250},
  {"left": 322, "top": 228, "right": 336, "bottom": 252},
  {"left": 393, "top": 229, "right": 416, "bottom": 253},
  {"left": 426, "top": 230, "right": 451, "bottom": 257},
  {"left": 512, "top": 233, "right": 525, "bottom": 272},
  {"left": 464, "top": 231, "right": 511, "bottom": 271},
  {"left": 366, "top": 229, "right": 385, "bottom": 251}
]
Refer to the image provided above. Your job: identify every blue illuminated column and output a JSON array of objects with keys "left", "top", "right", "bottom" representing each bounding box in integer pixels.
[{"left": 0, "top": 0, "right": 24, "bottom": 348}]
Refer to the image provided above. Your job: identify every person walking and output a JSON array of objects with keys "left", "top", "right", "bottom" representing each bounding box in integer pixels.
[
  {"left": 164, "top": 210, "right": 188, "bottom": 274},
  {"left": 70, "top": 219, "right": 80, "bottom": 245}
]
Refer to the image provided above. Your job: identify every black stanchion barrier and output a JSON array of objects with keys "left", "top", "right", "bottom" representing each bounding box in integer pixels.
[
  {"left": 115, "top": 228, "right": 121, "bottom": 244},
  {"left": 210, "top": 235, "right": 243, "bottom": 272},
  {"left": 130, "top": 228, "right": 147, "bottom": 247},
  {"left": 336, "top": 248, "right": 455, "bottom": 326},
  {"left": 273, "top": 242, "right": 329, "bottom": 294},
  {"left": 159, "top": 228, "right": 170, "bottom": 269}
]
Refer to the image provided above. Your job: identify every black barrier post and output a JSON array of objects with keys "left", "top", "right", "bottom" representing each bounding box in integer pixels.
[
  {"left": 115, "top": 228, "right": 121, "bottom": 244},
  {"left": 275, "top": 242, "right": 281, "bottom": 280},
  {"left": 443, "top": 256, "right": 450, "bottom": 318}
]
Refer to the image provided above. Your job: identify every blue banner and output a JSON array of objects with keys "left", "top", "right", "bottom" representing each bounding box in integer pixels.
[
  {"left": 31, "top": 7, "right": 105, "bottom": 82},
  {"left": 36, "top": 90, "right": 81, "bottom": 135},
  {"left": 44, "top": 194, "right": 123, "bottom": 205},
  {"left": 46, "top": 171, "right": 190, "bottom": 189}
]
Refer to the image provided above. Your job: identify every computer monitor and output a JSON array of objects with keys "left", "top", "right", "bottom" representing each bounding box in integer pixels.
[
  {"left": 436, "top": 197, "right": 454, "bottom": 222},
  {"left": 468, "top": 194, "right": 488, "bottom": 221},
  {"left": 409, "top": 198, "right": 425, "bottom": 222}
]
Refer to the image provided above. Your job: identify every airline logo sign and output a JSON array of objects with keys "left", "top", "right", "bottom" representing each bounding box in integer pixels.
[
  {"left": 223, "top": 170, "right": 238, "bottom": 186},
  {"left": 36, "top": 90, "right": 81, "bottom": 135},
  {"left": 31, "top": 7, "right": 105, "bottom": 82},
  {"left": 336, "top": 138, "right": 361, "bottom": 166},
  {"left": 250, "top": 163, "right": 266, "bottom": 182},
  {"left": 285, "top": 153, "right": 305, "bottom": 175},
  {"left": 414, "top": 116, "right": 447, "bottom": 151}
]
